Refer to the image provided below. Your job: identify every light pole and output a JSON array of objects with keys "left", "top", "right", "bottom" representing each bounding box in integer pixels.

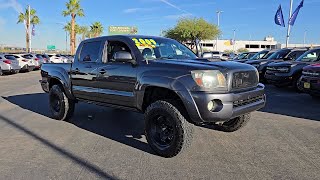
[
  {"left": 303, "top": 30, "right": 307, "bottom": 47},
  {"left": 286, "top": 0, "right": 294, "bottom": 48},
  {"left": 56, "top": 22, "right": 68, "bottom": 53},
  {"left": 233, "top": 30, "right": 236, "bottom": 53},
  {"left": 216, "top": 10, "right": 223, "bottom": 51}
]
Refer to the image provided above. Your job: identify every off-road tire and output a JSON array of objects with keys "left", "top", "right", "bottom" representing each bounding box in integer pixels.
[
  {"left": 217, "top": 114, "right": 251, "bottom": 132},
  {"left": 145, "top": 100, "right": 193, "bottom": 158},
  {"left": 49, "top": 85, "right": 75, "bottom": 121}
]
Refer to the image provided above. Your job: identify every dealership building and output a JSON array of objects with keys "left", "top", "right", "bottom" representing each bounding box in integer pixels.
[{"left": 199, "top": 36, "right": 319, "bottom": 52}]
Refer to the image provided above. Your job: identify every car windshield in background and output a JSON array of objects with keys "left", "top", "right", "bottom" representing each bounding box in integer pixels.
[
  {"left": 237, "top": 53, "right": 249, "bottom": 59},
  {"left": 131, "top": 37, "right": 197, "bottom": 60},
  {"left": 262, "top": 52, "right": 274, "bottom": 59},
  {"left": 296, "top": 49, "right": 320, "bottom": 62},
  {"left": 267, "top": 49, "right": 290, "bottom": 60},
  {"left": 250, "top": 51, "right": 268, "bottom": 60}
]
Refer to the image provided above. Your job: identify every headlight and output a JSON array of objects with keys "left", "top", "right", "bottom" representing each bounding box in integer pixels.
[
  {"left": 191, "top": 70, "right": 227, "bottom": 89},
  {"left": 277, "top": 67, "right": 290, "bottom": 72}
]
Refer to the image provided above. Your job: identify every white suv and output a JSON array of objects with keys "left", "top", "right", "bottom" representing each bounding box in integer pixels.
[
  {"left": 47, "top": 54, "right": 66, "bottom": 63},
  {"left": 13, "top": 54, "right": 36, "bottom": 72}
]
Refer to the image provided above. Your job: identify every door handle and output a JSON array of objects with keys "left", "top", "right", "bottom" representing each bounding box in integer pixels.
[{"left": 99, "top": 69, "right": 106, "bottom": 74}]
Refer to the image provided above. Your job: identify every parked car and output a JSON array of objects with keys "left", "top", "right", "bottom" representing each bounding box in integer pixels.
[
  {"left": 35, "top": 54, "right": 49, "bottom": 64},
  {"left": 246, "top": 48, "right": 307, "bottom": 81},
  {"left": 40, "top": 35, "right": 266, "bottom": 158},
  {"left": 0, "top": 54, "right": 21, "bottom": 74},
  {"left": 12, "top": 54, "right": 36, "bottom": 72},
  {"left": 299, "top": 63, "right": 320, "bottom": 98},
  {"left": 265, "top": 48, "right": 320, "bottom": 90},
  {"left": 47, "top": 54, "right": 66, "bottom": 63},
  {"left": 21, "top": 54, "right": 40, "bottom": 70},
  {"left": 202, "top": 51, "right": 223, "bottom": 60},
  {"left": 42, "top": 54, "right": 50, "bottom": 63}
]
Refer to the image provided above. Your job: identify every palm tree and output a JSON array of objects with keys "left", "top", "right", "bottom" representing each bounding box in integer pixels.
[
  {"left": 17, "top": 8, "right": 40, "bottom": 53},
  {"left": 90, "top": 22, "right": 104, "bottom": 38},
  {"left": 62, "top": 0, "right": 84, "bottom": 55},
  {"left": 78, "top": 25, "right": 90, "bottom": 40},
  {"left": 64, "top": 22, "right": 80, "bottom": 34}
]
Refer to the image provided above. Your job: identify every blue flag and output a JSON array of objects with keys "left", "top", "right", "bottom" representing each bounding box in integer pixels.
[
  {"left": 275, "top": 5, "right": 285, "bottom": 27},
  {"left": 289, "top": 0, "right": 304, "bottom": 26}
]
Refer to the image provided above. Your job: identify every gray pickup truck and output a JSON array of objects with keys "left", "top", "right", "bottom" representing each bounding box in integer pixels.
[{"left": 40, "top": 35, "right": 266, "bottom": 157}]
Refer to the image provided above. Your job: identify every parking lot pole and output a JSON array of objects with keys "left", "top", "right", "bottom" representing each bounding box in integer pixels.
[
  {"left": 285, "top": 0, "right": 293, "bottom": 48},
  {"left": 28, "top": 5, "right": 32, "bottom": 53},
  {"left": 216, "top": 11, "right": 223, "bottom": 51}
]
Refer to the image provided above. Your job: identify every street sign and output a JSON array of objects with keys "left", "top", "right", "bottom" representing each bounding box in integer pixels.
[
  {"left": 108, "top": 26, "right": 138, "bottom": 35},
  {"left": 47, "top": 45, "right": 56, "bottom": 50}
]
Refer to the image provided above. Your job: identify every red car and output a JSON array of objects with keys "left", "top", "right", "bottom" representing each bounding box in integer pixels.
[{"left": 299, "top": 63, "right": 320, "bottom": 98}]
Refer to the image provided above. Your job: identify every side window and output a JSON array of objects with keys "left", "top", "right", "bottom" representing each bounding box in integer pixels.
[
  {"left": 79, "top": 41, "right": 102, "bottom": 62},
  {"left": 107, "top": 41, "right": 132, "bottom": 62}
]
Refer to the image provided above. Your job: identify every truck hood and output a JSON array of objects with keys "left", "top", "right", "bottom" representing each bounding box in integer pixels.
[
  {"left": 246, "top": 59, "right": 283, "bottom": 65},
  {"left": 303, "top": 63, "right": 320, "bottom": 72},
  {"left": 269, "top": 61, "right": 316, "bottom": 67},
  {"left": 147, "top": 59, "right": 256, "bottom": 71}
]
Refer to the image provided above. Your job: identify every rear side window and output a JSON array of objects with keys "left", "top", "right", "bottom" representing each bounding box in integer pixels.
[
  {"left": 36, "top": 54, "right": 43, "bottom": 58},
  {"left": 22, "top": 55, "right": 32, "bottom": 59},
  {"left": 79, "top": 41, "right": 102, "bottom": 62},
  {"left": 4, "top": 55, "right": 16, "bottom": 60}
]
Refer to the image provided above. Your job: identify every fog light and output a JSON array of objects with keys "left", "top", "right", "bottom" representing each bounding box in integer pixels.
[{"left": 207, "top": 101, "right": 215, "bottom": 111}]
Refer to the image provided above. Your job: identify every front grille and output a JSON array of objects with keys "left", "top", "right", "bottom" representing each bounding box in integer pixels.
[
  {"left": 233, "top": 95, "right": 264, "bottom": 108},
  {"left": 302, "top": 70, "right": 320, "bottom": 77},
  {"left": 232, "top": 71, "right": 259, "bottom": 90}
]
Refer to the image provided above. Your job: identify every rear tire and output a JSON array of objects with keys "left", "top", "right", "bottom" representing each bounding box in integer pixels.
[
  {"left": 293, "top": 74, "right": 303, "bottom": 92},
  {"left": 145, "top": 100, "right": 193, "bottom": 158},
  {"left": 49, "top": 85, "right": 75, "bottom": 121},
  {"left": 0, "top": 68, "right": 3, "bottom": 76},
  {"left": 216, "top": 114, "right": 251, "bottom": 132}
]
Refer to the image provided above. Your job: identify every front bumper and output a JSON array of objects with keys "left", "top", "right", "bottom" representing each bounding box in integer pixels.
[
  {"left": 182, "top": 84, "right": 266, "bottom": 123},
  {"left": 299, "top": 76, "right": 320, "bottom": 95},
  {"left": 264, "top": 72, "right": 292, "bottom": 86}
]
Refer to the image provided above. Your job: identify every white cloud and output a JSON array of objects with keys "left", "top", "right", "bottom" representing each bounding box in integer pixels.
[
  {"left": 0, "top": 0, "right": 23, "bottom": 14},
  {"left": 123, "top": 7, "right": 154, "bottom": 14},
  {"left": 159, "top": 0, "right": 192, "bottom": 15},
  {"left": 164, "top": 13, "right": 192, "bottom": 20}
]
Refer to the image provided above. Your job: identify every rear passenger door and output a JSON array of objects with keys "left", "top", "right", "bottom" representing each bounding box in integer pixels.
[{"left": 71, "top": 40, "right": 104, "bottom": 101}]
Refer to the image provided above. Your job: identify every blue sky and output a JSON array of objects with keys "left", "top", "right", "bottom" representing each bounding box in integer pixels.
[{"left": 0, "top": 0, "right": 319, "bottom": 49}]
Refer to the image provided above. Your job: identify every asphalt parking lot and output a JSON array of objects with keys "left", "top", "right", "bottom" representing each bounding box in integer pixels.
[{"left": 0, "top": 71, "right": 319, "bottom": 180}]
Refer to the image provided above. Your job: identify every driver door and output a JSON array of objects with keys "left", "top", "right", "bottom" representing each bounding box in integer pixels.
[{"left": 96, "top": 39, "right": 138, "bottom": 107}]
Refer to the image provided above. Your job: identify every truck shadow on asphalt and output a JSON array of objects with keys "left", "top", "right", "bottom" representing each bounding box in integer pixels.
[
  {"left": 2, "top": 93, "right": 156, "bottom": 156},
  {"left": 259, "top": 85, "right": 320, "bottom": 122},
  {"left": 0, "top": 114, "right": 118, "bottom": 179}
]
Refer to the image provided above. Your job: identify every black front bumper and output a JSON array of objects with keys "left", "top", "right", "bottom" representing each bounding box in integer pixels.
[
  {"left": 265, "top": 71, "right": 292, "bottom": 86},
  {"left": 299, "top": 76, "right": 320, "bottom": 95}
]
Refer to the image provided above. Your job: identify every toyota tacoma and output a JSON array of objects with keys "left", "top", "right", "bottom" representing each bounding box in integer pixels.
[{"left": 40, "top": 35, "right": 266, "bottom": 158}]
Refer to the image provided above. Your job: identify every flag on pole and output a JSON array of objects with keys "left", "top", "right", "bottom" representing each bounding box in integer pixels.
[
  {"left": 32, "top": 24, "right": 35, "bottom": 36},
  {"left": 289, "top": 0, "right": 304, "bottom": 26},
  {"left": 275, "top": 5, "right": 285, "bottom": 27}
]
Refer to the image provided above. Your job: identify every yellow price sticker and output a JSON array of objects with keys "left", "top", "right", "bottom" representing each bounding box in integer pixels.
[{"left": 132, "top": 38, "right": 157, "bottom": 48}]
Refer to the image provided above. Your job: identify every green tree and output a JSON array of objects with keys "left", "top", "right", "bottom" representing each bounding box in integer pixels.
[
  {"left": 164, "top": 17, "right": 220, "bottom": 53},
  {"left": 62, "top": 0, "right": 84, "bottom": 55},
  {"left": 90, "top": 22, "right": 104, "bottom": 38},
  {"left": 237, "top": 48, "right": 249, "bottom": 53},
  {"left": 17, "top": 8, "right": 40, "bottom": 52},
  {"left": 78, "top": 25, "right": 90, "bottom": 40}
]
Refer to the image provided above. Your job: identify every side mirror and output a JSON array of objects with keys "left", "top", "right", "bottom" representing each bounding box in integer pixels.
[{"left": 113, "top": 51, "right": 135, "bottom": 63}]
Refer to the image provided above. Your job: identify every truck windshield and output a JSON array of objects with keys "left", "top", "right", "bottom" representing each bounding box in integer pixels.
[
  {"left": 131, "top": 37, "right": 197, "bottom": 60},
  {"left": 250, "top": 51, "right": 268, "bottom": 60},
  {"left": 296, "top": 49, "right": 320, "bottom": 62},
  {"left": 267, "top": 49, "right": 290, "bottom": 60}
]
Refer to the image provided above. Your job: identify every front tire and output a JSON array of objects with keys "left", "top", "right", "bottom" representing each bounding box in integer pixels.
[
  {"left": 217, "top": 114, "right": 251, "bottom": 132},
  {"left": 49, "top": 85, "right": 75, "bottom": 121},
  {"left": 145, "top": 100, "right": 193, "bottom": 158}
]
